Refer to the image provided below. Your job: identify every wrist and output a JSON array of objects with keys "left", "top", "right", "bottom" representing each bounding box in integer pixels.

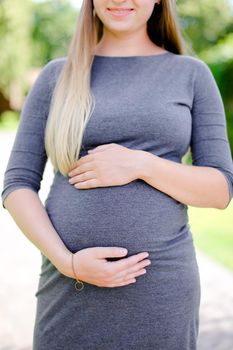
[
  {"left": 135, "top": 150, "right": 155, "bottom": 181},
  {"left": 57, "top": 250, "right": 75, "bottom": 278}
]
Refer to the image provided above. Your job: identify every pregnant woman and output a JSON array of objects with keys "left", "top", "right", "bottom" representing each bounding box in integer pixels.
[{"left": 2, "top": 0, "right": 233, "bottom": 349}]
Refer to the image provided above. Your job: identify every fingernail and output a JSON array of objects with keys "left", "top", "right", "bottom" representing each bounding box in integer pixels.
[{"left": 121, "top": 248, "right": 128, "bottom": 254}]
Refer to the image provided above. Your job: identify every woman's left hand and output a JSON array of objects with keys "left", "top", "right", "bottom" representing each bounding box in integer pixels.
[{"left": 68, "top": 143, "right": 143, "bottom": 189}]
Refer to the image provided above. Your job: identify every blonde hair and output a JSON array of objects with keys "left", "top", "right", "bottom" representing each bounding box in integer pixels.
[{"left": 45, "top": 0, "right": 193, "bottom": 177}]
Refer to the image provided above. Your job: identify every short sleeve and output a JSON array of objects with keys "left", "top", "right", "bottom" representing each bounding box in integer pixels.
[
  {"left": 190, "top": 59, "right": 233, "bottom": 208},
  {"left": 1, "top": 59, "right": 63, "bottom": 209}
]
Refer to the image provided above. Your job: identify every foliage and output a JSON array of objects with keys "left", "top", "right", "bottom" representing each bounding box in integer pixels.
[
  {"left": 177, "top": 1, "right": 233, "bottom": 153},
  {"left": 209, "top": 59, "right": 233, "bottom": 154},
  {"left": 0, "top": 0, "right": 233, "bottom": 153},
  {"left": 31, "top": 0, "right": 78, "bottom": 66},
  {"left": 177, "top": 0, "right": 233, "bottom": 53},
  {"left": 197, "top": 33, "right": 233, "bottom": 154},
  {"left": 0, "top": 0, "right": 233, "bottom": 270},
  {"left": 0, "top": 0, "right": 32, "bottom": 95}
]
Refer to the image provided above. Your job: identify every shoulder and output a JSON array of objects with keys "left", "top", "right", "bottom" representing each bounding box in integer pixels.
[
  {"left": 169, "top": 53, "right": 212, "bottom": 78},
  {"left": 169, "top": 52, "right": 207, "bottom": 67},
  {"left": 168, "top": 53, "right": 216, "bottom": 93},
  {"left": 43, "top": 56, "right": 67, "bottom": 73},
  {"left": 38, "top": 56, "right": 67, "bottom": 86},
  {"left": 30, "top": 57, "right": 67, "bottom": 98}
]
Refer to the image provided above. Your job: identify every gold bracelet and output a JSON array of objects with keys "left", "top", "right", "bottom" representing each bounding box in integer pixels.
[{"left": 71, "top": 253, "right": 84, "bottom": 291}]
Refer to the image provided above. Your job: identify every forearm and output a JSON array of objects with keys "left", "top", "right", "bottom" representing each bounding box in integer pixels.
[
  {"left": 3, "top": 188, "right": 74, "bottom": 278},
  {"left": 137, "top": 151, "right": 230, "bottom": 209}
]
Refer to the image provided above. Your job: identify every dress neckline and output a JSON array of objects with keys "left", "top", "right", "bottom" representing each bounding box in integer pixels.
[{"left": 93, "top": 51, "right": 172, "bottom": 59}]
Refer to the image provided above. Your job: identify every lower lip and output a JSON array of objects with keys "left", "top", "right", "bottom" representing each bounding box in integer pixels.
[{"left": 107, "top": 9, "right": 134, "bottom": 18}]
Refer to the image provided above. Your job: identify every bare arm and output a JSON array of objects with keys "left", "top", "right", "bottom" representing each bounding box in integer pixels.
[
  {"left": 1, "top": 61, "right": 73, "bottom": 275},
  {"left": 4, "top": 188, "right": 74, "bottom": 278},
  {"left": 3, "top": 188, "right": 152, "bottom": 287},
  {"left": 1, "top": 60, "right": 151, "bottom": 288},
  {"left": 137, "top": 151, "right": 230, "bottom": 209},
  {"left": 67, "top": 59, "right": 233, "bottom": 210},
  {"left": 137, "top": 60, "right": 233, "bottom": 210}
]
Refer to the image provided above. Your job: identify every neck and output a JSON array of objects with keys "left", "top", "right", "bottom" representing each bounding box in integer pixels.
[{"left": 94, "top": 26, "right": 162, "bottom": 56}]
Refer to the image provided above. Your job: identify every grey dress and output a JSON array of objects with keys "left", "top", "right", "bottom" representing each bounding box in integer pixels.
[{"left": 2, "top": 51, "right": 233, "bottom": 350}]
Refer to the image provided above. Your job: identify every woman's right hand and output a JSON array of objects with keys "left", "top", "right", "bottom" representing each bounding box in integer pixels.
[{"left": 71, "top": 247, "right": 151, "bottom": 288}]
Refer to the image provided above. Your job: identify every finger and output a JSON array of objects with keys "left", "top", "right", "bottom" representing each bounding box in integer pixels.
[
  {"left": 68, "top": 163, "right": 92, "bottom": 178},
  {"left": 68, "top": 155, "right": 93, "bottom": 175},
  {"left": 126, "top": 269, "right": 147, "bottom": 280},
  {"left": 88, "top": 144, "right": 114, "bottom": 153},
  {"left": 94, "top": 247, "right": 128, "bottom": 259},
  {"left": 108, "top": 278, "right": 136, "bottom": 288},
  {"left": 68, "top": 159, "right": 83, "bottom": 172},
  {"left": 68, "top": 160, "right": 79, "bottom": 172},
  {"left": 69, "top": 171, "right": 96, "bottom": 185},
  {"left": 113, "top": 269, "right": 146, "bottom": 283},
  {"left": 88, "top": 147, "right": 104, "bottom": 154},
  {"left": 74, "top": 178, "right": 99, "bottom": 189},
  {"left": 116, "top": 259, "right": 151, "bottom": 279},
  {"left": 109, "top": 252, "right": 149, "bottom": 273}
]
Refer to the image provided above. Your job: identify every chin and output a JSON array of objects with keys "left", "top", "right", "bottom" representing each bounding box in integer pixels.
[{"left": 104, "top": 22, "right": 136, "bottom": 34}]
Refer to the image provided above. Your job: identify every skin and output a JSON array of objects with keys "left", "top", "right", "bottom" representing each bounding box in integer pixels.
[
  {"left": 68, "top": 1, "right": 230, "bottom": 210},
  {"left": 4, "top": 0, "right": 229, "bottom": 293},
  {"left": 4, "top": 189, "right": 151, "bottom": 287},
  {"left": 92, "top": 0, "right": 162, "bottom": 56},
  {"left": 4, "top": 1, "right": 165, "bottom": 289}
]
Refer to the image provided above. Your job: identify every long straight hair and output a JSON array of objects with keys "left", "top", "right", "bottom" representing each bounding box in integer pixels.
[{"left": 44, "top": 0, "right": 192, "bottom": 177}]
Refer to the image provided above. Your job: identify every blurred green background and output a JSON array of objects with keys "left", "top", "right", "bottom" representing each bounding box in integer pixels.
[{"left": 0, "top": 0, "right": 233, "bottom": 270}]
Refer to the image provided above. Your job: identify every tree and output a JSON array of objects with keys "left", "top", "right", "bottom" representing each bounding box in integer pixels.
[
  {"left": 0, "top": 0, "right": 32, "bottom": 96},
  {"left": 177, "top": 0, "right": 233, "bottom": 152},
  {"left": 31, "top": 0, "right": 78, "bottom": 66},
  {"left": 177, "top": 0, "right": 233, "bottom": 53}
]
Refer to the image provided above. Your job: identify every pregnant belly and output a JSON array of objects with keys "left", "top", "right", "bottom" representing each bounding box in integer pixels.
[{"left": 45, "top": 173, "right": 190, "bottom": 256}]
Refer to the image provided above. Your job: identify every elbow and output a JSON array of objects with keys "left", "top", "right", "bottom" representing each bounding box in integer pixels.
[
  {"left": 216, "top": 199, "right": 231, "bottom": 210},
  {"left": 215, "top": 195, "right": 231, "bottom": 210},
  {"left": 2, "top": 187, "right": 39, "bottom": 211},
  {"left": 214, "top": 169, "right": 233, "bottom": 210},
  {"left": 216, "top": 203, "right": 228, "bottom": 210},
  {"left": 1, "top": 184, "right": 40, "bottom": 210}
]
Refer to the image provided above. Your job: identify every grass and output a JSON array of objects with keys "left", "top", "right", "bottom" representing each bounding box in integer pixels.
[{"left": 188, "top": 200, "right": 233, "bottom": 271}]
